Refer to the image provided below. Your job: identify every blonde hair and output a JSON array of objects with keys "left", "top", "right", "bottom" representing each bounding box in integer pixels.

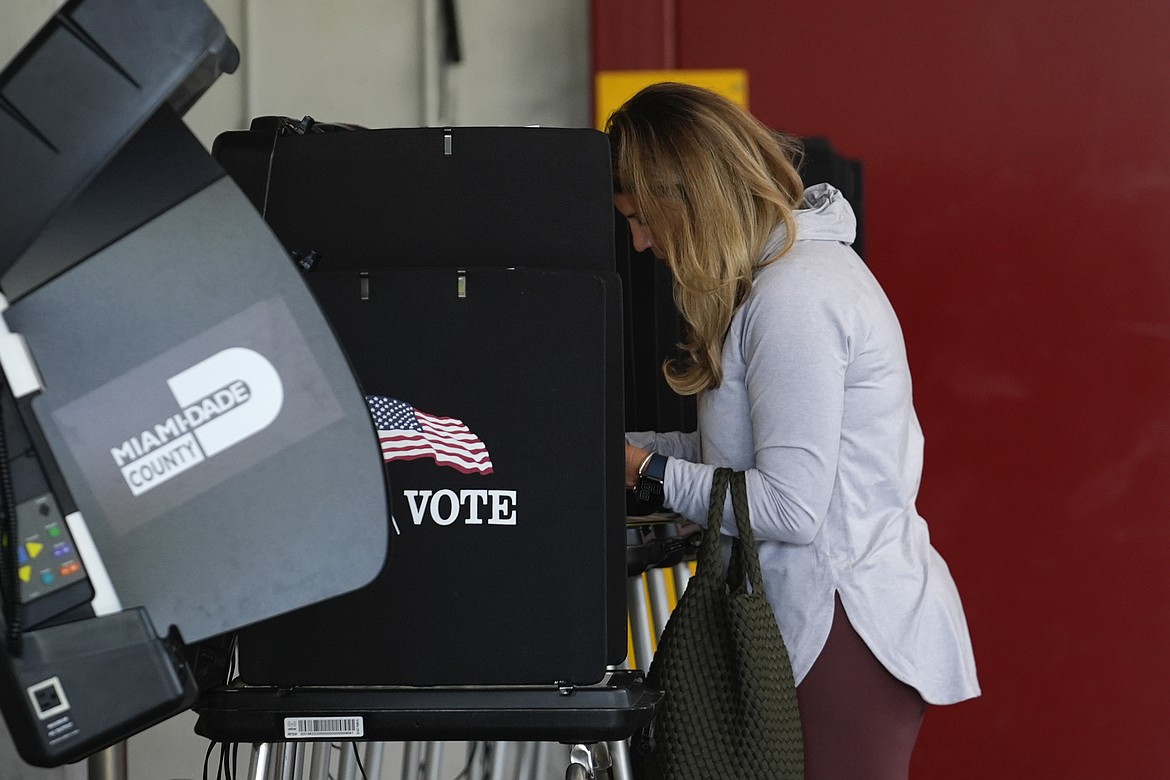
[{"left": 606, "top": 82, "right": 805, "bottom": 395}]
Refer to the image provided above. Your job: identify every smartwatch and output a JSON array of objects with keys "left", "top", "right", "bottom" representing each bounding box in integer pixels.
[{"left": 634, "top": 452, "right": 668, "bottom": 509}]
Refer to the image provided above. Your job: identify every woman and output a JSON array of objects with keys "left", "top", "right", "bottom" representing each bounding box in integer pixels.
[{"left": 609, "top": 82, "right": 980, "bottom": 779}]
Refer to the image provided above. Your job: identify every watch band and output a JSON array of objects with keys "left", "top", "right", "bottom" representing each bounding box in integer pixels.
[{"left": 634, "top": 452, "right": 668, "bottom": 507}]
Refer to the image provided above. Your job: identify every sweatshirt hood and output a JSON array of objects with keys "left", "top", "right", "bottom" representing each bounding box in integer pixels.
[{"left": 759, "top": 182, "right": 857, "bottom": 261}]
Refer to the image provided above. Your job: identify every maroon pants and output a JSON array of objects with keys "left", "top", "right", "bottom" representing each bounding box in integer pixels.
[{"left": 796, "top": 595, "right": 927, "bottom": 780}]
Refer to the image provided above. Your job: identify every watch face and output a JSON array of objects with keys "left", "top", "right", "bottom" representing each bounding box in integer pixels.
[{"left": 636, "top": 476, "right": 665, "bottom": 506}]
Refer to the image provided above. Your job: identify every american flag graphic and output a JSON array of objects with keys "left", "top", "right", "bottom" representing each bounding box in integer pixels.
[{"left": 366, "top": 395, "right": 494, "bottom": 475}]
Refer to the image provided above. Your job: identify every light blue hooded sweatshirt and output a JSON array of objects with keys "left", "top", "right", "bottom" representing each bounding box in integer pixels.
[{"left": 628, "top": 183, "right": 980, "bottom": 705}]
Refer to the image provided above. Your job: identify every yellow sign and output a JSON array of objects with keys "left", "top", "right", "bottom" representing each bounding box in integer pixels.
[
  {"left": 594, "top": 69, "right": 749, "bottom": 130},
  {"left": 19, "top": 565, "right": 31, "bottom": 583},
  {"left": 26, "top": 541, "right": 43, "bottom": 559}
]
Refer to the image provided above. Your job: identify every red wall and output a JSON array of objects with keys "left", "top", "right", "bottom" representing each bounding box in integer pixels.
[{"left": 594, "top": 1, "right": 1170, "bottom": 776}]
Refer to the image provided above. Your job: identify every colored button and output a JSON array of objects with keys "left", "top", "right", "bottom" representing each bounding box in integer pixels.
[
  {"left": 17, "top": 547, "right": 28, "bottom": 565},
  {"left": 26, "top": 541, "right": 43, "bottom": 559},
  {"left": 48, "top": 526, "right": 61, "bottom": 538},
  {"left": 59, "top": 562, "right": 81, "bottom": 577},
  {"left": 19, "top": 565, "right": 31, "bottom": 583},
  {"left": 52, "top": 544, "right": 73, "bottom": 557},
  {"left": 40, "top": 571, "right": 55, "bottom": 585}
]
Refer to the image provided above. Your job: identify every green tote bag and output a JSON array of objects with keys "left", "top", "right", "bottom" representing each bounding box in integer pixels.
[{"left": 638, "top": 468, "right": 803, "bottom": 779}]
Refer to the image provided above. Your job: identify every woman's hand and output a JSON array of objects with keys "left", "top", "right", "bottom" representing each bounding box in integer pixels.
[{"left": 625, "top": 443, "right": 653, "bottom": 488}]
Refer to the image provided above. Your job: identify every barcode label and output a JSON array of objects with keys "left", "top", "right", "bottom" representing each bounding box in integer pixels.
[{"left": 283, "top": 716, "right": 364, "bottom": 738}]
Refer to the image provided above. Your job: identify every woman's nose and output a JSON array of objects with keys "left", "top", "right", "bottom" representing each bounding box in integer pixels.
[{"left": 632, "top": 227, "right": 653, "bottom": 253}]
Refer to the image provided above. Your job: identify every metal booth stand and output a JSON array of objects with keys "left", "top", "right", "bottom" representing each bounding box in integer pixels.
[{"left": 189, "top": 519, "right": 698, "bottom": 780}]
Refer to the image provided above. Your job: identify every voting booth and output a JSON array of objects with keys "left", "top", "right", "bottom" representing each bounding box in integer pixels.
[
  {"left": 208, "top": 119, "right": 629, "bottom": 689},
  {"left": 188, "top": 117, "right": 652, "bottom": 779}
]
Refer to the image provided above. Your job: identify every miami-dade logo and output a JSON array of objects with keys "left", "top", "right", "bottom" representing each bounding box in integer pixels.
[{"left": 111, "top": 348, "right": 283, "bottom": 496}]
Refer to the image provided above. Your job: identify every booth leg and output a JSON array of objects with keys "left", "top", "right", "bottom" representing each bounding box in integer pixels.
[
  {"left": 607, "top": 739, "right": 633, "bottom": 780},
  {"left": 272, "top": 741, "right": 296, "bottom": 780},
  {"left": 363, "top": 741, "right": 385, "bottom": 779},
  {"left": 86, "top": 741, "right": 128, "bottom": 780},
  {"left": 516, "top": 742, "right": 540, "bottom": 780},
  {"left": 489, "top": 741, "right": 515, "bottom": 778},
  {"left": 402, "top": 741, "right": 423, "bottom": 779},
  {"left": 423, "top": 741, "right": 445, "bottom": 780},
  {"left": 533, "top": 742, "right": 557, "bottom": 780},
  {"left": 336, "top": 742, "right": 358, "bottom": 780},
  {"left": 644, "top": 569, "right": 672, "bottom": 640},
  {"left": 309, "top": 742, "right": 332, "bottom": 780},
  {"left": 626, "top": 578, "right": 655, "bottom": 671},
  {"left": 294, "top": 742, "right": 307, "bottom": 779},
  {"left": 248, "top": 743, "right": 271, "bottom": 780}
]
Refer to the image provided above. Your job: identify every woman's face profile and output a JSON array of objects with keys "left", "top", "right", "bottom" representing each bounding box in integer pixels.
[{"left": 614, "top": 193, "right": 666, "bottom": 261}]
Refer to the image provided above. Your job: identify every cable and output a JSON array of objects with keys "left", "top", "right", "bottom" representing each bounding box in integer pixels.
[
  {"left": 352, "top": 742, "right": 368, "bottom": 780},
  {"left": 446, "top": 740, "right": 478, "bottom": 780},
  {"left": 202, "top": 740, "right": 216, "bottom": 780},
  {"left": 226, "top": 633, "right": 239, "bottom": 683}
]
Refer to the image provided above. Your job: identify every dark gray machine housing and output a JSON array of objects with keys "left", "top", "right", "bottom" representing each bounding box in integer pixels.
[{"left": 0, "top": 0, "right": 389, "bottom": 766}]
